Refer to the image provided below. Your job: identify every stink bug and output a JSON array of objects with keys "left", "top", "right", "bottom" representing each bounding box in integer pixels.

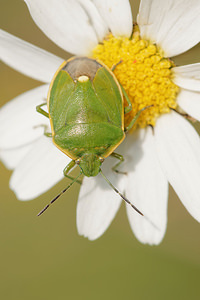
[{"left": 36, "top": 56, "right": 148, "bottom": 216}]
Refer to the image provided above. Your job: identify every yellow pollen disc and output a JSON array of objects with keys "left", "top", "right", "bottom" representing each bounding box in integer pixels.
[{"left": 92, "top": 26, "right": 179, "bottom": 129}]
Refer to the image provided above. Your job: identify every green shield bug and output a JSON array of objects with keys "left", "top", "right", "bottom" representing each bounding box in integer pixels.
[{"left": 36, "top": 56, "right": 149, "bottom": 216}]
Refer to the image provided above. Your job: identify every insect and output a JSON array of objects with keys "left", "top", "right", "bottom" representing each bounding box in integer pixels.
[{"left": 36, "top": 56, "right": 149, "bottom": 216}]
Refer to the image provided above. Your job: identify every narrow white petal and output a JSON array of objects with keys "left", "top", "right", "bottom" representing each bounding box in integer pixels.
[
  {"left": 120, "top": 129, "right": 168, "bottom": 245},
  {"left": 77, "top": 0, "right": 108, "bottom": 41},
  {"left": 93, "top": 0, "right": 133, "bottom": 37},
  {"left": 154, "top": 111, "right": 200, "bottom": 222},
  {"left": 173, "top": 64, "right": 200, "bottom": 92},
  {"left": 77, "top": 156, "right": 124, "bottom": 240},
  {"left": 10, "top": 137, "right": 70, "bottom": 200},
  {"left": 137, "top": 0, "right": 200, "bottom": 57},
  {"left": 0, "top": 85, "right": 50, "bottom": 148},
  {"left": 25, "top": 0, "right": 102, "bottom": 55},
  {"left": 0, "top": 29, "right": 63, "bottom": 82},
  {"left": 177, "top": 89, "right": 200, "bottom": 122},
  {"left": 0, "top": 144, "right": 32, "bottom": 170}
]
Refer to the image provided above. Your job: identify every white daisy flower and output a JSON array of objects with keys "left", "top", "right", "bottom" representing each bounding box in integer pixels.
[{"left": 0, "top": 0, "right": 200, "bottom": 245}]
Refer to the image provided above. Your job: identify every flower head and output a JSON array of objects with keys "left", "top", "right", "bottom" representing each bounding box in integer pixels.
[{"left": 0, "top": 0, "right": 200, "bottom": 245}]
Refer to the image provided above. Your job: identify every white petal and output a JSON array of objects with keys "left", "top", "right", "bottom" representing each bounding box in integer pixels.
[
  {"left": 154, "top": 111, "right": 200, "bottom": 222},
  {"left": 120, "top": 129, "right": 168, "bottom": 245},
  {"left": 0, "top": 29, "right": 63, "bottom": 82},
  {"left": 25, "top": 0, "right": 105, "bottom": 55},
  {"left": 137, "top": 0, "right": 200, "bottom": 57},
  {"left": 77, "top": 0, "right": 108, "bottom": 41},
  {"left": 77, "top": 156, "right": 124, "bottom": 240},
  {"left": 10, "top": 137, "right": 70, "bottom": 200},
  {"left": 177, "top": 89, "right": 200, "bottom": 122},
  {"left": 173, "top": 64, "right": 200, "bottom": 92},
  {"left": 0, "top": 144, "right": 32, "bottom": 170},
  {"left": 0, "top": 85, "right": 50, "bottom": 149},
  {"left": 93, "top": 0, "right": 133, "bottom": 37}
]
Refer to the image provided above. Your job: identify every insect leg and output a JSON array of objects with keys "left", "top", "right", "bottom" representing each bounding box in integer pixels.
[
  {"left": 111, "top": 60, "right": 133, "bottom": 114},
  {"left": 170, "top": 107, "right": 197, "bottom": 123},
  {"left": 63, "top": 160, "right": 82, "bottom": 184},
  {"left": 120, "top": 84, "right": 132, "bottom": 114},
  {"left": 125, "top": 105, "right": 153, "bottom": 132},
  {"left": 111, "top": 152, "right": 127, "bottom": 175},
  {"left": 33, "top": 124, "right": 52, "bottom": 137},
  {"left": 43, "top": 125, "right": 52, "bottom": 137},
  {"left": 36, "top": 103, "right": 52, "bottom": 136},
  {"left": 111, "top": 59, "right": 134, "bottom": 115},
  {"left": 111, "top": 60, "right": 123, "bottom": 72},
  {"left": 120, "top": 84, "right": 153, "bottom": 122},
  {"left": 111, "top": 62, "right": 133, "bottom": 114},
  {"left": 36, "top": 103, "right": 49, "bottom": 118}
]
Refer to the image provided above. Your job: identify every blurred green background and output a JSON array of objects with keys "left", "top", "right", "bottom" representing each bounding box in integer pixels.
[{"left": 0, "top": 1, "right": 200, "bottom": 299}]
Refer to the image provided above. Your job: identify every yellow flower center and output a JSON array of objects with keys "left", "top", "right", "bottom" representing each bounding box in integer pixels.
[{"left": 92, "top": 26, "right": 179, "bottom": 129}]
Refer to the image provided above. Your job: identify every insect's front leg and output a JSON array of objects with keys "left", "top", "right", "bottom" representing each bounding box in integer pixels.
[
  {"left": 63, "top": 160, "right": 82, "bottom": 184},
  {"left": 111, "top": 152, "right": 127, "bottom": 175}
]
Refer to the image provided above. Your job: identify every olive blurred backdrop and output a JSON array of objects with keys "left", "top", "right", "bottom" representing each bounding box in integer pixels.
[{"left": 0, "top": 1, "right": 200, "bottom": 299}]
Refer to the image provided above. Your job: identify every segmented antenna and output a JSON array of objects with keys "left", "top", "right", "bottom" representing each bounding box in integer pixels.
[
  {"left": 100, "top": 170, "right": 160, "bottom": 231},
  {"left": 100, "top": 169, "right": 143, "bottom": 216},
  {"left": 37, "top": 172, "right": 82, "bottom": 216}
]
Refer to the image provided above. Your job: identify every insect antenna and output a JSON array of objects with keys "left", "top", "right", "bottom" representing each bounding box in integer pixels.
[
  {"left": 37, "top": 171, "right": 82, "bottom": 216},
  {"left": 100, "top": 169, "right": 143, "bottom": 216}
]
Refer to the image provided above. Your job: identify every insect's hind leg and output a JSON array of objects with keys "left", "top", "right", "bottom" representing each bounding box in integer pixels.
[
  {"left": 120, "top": 84, "right": 132, "bottom": 114},
  {"left": 35, "top": 103, "right": 52, "bottom": 137},
  {"left": 33, "top": 123, "right": 52, "bottom": 137},
  {"left": 125, "top": 105, "right": 152, "bottom": 132},
  {"left": 111, "top": 152, "right": 127, "bottom": 175},
  {"left": 36, "top": 103, "right": 49, "bottom": 118},
  {"left": 112, "top": 75, "right": 152, "bottom": 130},
  {"left": 63, "top": 160, "right": 82, "bottom": 185},
  {"left": 111, "top": 61, "right": 133, "bottom": 114}
]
